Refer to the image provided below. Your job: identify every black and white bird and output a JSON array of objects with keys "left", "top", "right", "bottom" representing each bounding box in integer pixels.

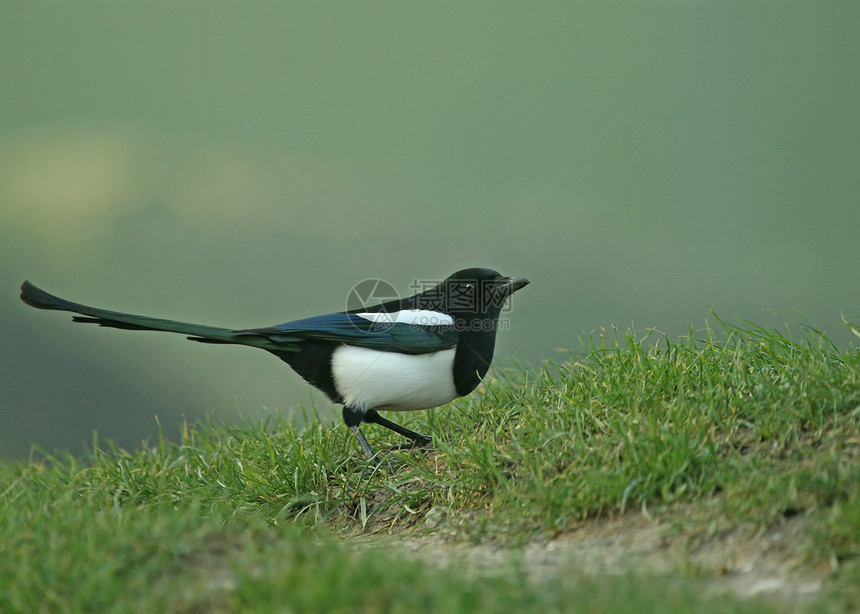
[{"left": 20, "top": 268, "right": 529, "bottom": 458}]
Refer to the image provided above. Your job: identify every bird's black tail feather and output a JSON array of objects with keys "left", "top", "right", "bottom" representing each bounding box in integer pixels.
[{"left": 19, "top": 281, "right": 287, "bottom": 350}]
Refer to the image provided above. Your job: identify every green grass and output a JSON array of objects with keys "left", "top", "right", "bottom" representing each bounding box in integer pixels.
[{"left": 2, "top": 316, "right": 859, "bottom": 612}]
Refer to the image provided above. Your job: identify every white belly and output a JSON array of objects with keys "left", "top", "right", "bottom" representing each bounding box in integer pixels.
[{"left": 331, "top": 346, "right": 458, "bottom": 412}]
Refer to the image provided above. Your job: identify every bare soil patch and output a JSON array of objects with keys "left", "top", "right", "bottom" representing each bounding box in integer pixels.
[{"left": 358, "top": 510, "right": 828, "bottom": 611}]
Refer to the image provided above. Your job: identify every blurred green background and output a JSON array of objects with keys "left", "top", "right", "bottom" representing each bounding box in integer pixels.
[{"left": 2, "top": 2, "right": 858, "bottom": 458}]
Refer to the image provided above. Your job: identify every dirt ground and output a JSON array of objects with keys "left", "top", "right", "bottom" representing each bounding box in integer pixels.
[{"left": 361, "top": 509, "right": 829, "bottom": 611}]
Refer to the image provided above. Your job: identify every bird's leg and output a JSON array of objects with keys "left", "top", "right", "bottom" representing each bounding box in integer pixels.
[
  {"left": 363, "top": 409, "right": 432, "bottom": 449},
  {"left": 350, "top": 426, "right": 377, "bottom": 459},
  {"left": 342, "top": 407, "right": 432, "bottom": 459},
  {"left": 342, "top": 406, "right": 377, "bottom": 459}
]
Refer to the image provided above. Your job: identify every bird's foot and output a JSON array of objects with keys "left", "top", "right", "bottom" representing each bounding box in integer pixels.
[{"left": 388, "top": 435, "right": 432, "bottom": 452}]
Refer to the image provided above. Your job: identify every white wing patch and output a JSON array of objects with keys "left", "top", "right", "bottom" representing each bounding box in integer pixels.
[{"left": 356, "top": 309, "right": 454, "bottom": 327}]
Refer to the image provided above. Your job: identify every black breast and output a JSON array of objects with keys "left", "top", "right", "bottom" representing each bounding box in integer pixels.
[{"left": 452, "top": 330, "right": 497, "bottom": 397}]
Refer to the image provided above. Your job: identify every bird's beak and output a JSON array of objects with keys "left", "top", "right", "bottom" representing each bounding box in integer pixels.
[{"left": 501, "top": 276, "right": 530, "bottom": 295}]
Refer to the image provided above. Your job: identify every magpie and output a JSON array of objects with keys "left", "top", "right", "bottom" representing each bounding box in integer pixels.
[{"left": 19, "top": 268, "right": 529, "bottom": 458}]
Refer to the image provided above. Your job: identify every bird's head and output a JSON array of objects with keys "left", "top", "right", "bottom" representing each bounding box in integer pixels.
[{"left": 414, "top": 268, "right": 529, "bottom": 324}]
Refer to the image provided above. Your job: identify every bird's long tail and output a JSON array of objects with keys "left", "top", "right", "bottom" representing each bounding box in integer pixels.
[{"left": 19, "top": 281, "right": 286, "bottom": 350}]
